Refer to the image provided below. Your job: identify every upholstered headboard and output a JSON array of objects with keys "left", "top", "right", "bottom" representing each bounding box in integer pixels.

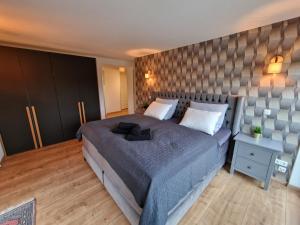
[{"left": 151, "top": 92, "right": 245, "bottom": 135}]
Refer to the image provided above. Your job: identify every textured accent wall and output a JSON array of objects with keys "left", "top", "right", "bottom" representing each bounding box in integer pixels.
[{"left": 135, "top": 17, "right": 300, "bottom": 179}]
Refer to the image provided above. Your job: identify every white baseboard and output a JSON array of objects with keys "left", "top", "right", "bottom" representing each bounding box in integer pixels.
[{"left": 288, "top": 184, "right": 300, "bottom": 190}]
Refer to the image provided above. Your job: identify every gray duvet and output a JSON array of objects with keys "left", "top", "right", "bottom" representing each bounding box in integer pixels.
[{"left": 77, "top": 114, "right": 224, "bottom": 225}]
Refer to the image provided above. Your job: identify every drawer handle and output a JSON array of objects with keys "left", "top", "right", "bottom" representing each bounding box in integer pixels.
[
  {"left": 247, "top": 166, "right": 251, "bottom": 170},
  {"left": 250, "top": 152, "right": 255, "bottom": 156}
]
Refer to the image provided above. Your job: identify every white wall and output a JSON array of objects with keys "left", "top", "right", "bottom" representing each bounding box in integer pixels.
[
  {"left": 289, "top": 148, "right": 300, "bottom": 188},
  {"left": 127, "top": 66, "right": 135, "bottom": 114},
  {"left": 103, "top": 66, "right": 121, "bottom": 113},
  {"left": 120, "top": 72, "right": 128, "bottom": 109},
  {"left": 96, "top": 57, "right": 134, "bottom": 118}
]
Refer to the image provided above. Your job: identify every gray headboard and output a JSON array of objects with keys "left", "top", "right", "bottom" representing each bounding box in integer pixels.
[{"left": 151, "top": 92, "right": 245, "bottom": 135}]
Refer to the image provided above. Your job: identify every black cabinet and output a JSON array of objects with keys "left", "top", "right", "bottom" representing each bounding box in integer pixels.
[
  {"left": 51, "top": 53, "right": 82, "bottom": 140},
  {"left": 51, "top": 53, "right": 100, "bottom": 140},
  {"left": 0, "top": 46, "right": 35, "bottom": 154},
  {"left": 0, "top": 46, "right": 100, "bottom": 155},
  {"left": 77, "top": 57, "right": 100, "bottom": 122},
  {"left": 18, "top": 49, "right": 65, "bottom": 146}
]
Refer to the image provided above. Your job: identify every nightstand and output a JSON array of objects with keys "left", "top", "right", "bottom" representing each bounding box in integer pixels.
[{"left": 230, "top": 133, "right": 283, "bottom": 190}]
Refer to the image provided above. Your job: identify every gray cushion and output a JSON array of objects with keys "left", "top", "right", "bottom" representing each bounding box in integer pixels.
[
  {"left": 190, "top": 101, "right": 228, "bottom": 133},
  {"left": 156, "top": 97, "right": 179, "bottom": 120}
]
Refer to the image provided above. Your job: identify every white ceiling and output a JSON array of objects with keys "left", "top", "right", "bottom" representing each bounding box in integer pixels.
[{"left": 0, "top": 0, "right": 299, "bottom": 60}]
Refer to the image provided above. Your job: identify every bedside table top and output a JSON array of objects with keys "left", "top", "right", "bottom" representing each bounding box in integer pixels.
[{"left": 234, "top": 133, "right": 283, "bottom": 153}]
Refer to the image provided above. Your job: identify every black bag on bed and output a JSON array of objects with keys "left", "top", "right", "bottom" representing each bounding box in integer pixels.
[
  {"left": 112, "top": 122, "right": 152, "bottom": 141},
  {"left": 111, "top": 122, "right": 139, "bottom": 134}
]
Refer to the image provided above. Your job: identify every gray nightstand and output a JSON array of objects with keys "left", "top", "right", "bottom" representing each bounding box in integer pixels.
[{"left": 230, "top": 133, "right": 283, "bottom": 190}]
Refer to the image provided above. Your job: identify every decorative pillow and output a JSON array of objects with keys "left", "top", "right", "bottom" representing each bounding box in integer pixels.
[
  {"left": 190, "top": 101, "right": 228, "bottom": 133},
  {"left": 179, "top": 107, "right": 222, "bottom": 135},
  {"left": 144, "top": 101, "right": 172, "bottom": 120},
  {"left": 156, "top": 98, "right": 179, "bottom": 119}
]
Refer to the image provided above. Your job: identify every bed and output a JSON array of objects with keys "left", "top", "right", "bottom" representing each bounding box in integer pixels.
[{"left": 77, "top": 92, "right": 244, "bottom": 225}]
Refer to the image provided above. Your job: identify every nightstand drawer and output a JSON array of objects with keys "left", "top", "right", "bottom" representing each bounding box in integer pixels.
[
  {"left": 237, "top": 142, "right": 272, "bottom": 166},
  {"left": 235, "top": 156, "right": 268, "bottom": 180}
]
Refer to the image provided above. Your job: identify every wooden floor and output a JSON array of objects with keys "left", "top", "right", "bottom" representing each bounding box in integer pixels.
[
  {"left": 106, "top": 109, "right": 128, "bottom": 118},
  {"left": 0, "top": 140, "right": 299, "bottom": 225}
]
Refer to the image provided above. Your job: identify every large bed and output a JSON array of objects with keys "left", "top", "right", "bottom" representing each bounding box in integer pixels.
[{"left": 77, "top": 92, "right": 244, "bottom": 225}]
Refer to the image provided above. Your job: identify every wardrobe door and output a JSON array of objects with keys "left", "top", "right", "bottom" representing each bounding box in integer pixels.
[
  {"left": 18, "top": 49, "right": 64, "bottom": 146},
  {"left": 51, "top": 53, "right": 81, "bottom": 140},
  {"left": 0, "top": 46, "right": 35, "bottom": 155},
  {"left": 77, "top": 57, "right": 100, "bottom": 122}
]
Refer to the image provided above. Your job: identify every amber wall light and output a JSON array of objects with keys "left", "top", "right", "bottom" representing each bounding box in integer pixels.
[
  {"left": 119, "top": 67, "right": 126, "bottom": 73},
  {"left": 267, "top": 56, "right": 283, "bottom": 74},
  {"left": 145, "top": 71, "right": 150, "bottom": 79}
]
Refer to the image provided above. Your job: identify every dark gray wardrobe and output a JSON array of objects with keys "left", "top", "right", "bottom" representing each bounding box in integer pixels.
[{"left": 0, "top": 46, "right": 100, "bottom": 155}]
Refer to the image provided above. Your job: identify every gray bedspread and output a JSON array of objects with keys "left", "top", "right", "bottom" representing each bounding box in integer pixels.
[{"left": 77, "top": 114, "right": 224, "bottom": 225}]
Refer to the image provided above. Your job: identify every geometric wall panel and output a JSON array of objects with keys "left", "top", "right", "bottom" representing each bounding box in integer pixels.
[
  {"left": 288, "top": 62, "right": 300, "bottom": 80},
  {"left": 135, "top": 17, "right": 300, "bottom": 180}
]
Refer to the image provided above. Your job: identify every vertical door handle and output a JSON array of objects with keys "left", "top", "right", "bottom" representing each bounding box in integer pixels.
[
  {"left": 81, "top": 101, "right": 86, "bottom": 124},
  {"left": 25, "top": 106, "right": 38, "bottom": 149},
  {"left": 0, "top": 133, "right": 7, "bottom": 158},
  {"left": 31, "top": 106, "right": 43, "bottom": 148},
  {"left": 78, "top": 102, "right": 83, "bottom": 125}
]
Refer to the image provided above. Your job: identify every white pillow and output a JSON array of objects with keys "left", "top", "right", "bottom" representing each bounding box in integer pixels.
[
  {"left": 156, "top": 98, "right": 179, "bottom": 119},
  {"left": 144, "top": 101, "right": 172, "bottom": 120},
  {"left": 179, "top": 108, "right": 222, "bottom": 135},
  {"left": 190, "top": 101, "right": 228, "bottom": 133}
]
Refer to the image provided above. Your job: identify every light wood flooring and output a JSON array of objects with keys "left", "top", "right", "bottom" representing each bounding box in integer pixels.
[
  {"left": 0, "top": 140, "right": 299, "bottom": 225},
  {"left": 106, "top": 109, "right": 128, "bottom": 118}
]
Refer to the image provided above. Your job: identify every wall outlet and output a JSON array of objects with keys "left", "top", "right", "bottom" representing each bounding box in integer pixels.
[
  {"left": 278, "top": 166, "right": 287, "bottom": 173},
  {"left": 275, "top": 158, "right": 288, "bottom": 167},
  {"left": 263, "top": 109, "right": 272, "bottom": 116}
]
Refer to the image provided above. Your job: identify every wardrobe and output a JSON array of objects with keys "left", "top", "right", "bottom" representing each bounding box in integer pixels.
[{"left": 0, "top": 46, "right": 100, "bottom": 155}]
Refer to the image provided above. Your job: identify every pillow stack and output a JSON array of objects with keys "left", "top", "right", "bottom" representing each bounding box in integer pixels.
[
  {"left": 179, "top": 101, "right": 228, "bottom": 136},
  {"left": 143, "top": 98, "right": 229, "bottom": 136},
  {"left": 143, "top": 98, "right": 178, "bottom": 120},
  {"left": 179, "top": 108, "right": 222, "bottom": 136},
  {"left": 144, "top": 101, "right": 172, "bottom": 120},
  {"left": 156, "top": 98, "right": 178, "bottom": 119},
  {"left": 190, "top": 101, "right": 228, "bottom": 133}
]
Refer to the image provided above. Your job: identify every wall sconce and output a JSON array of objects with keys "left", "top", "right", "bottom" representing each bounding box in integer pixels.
[
  {"left": 119, "top": 67, "right": 126, "bottom": 73},
  {"left": 267, "top": 56, "right": 283, "bottom": 74},
  {"left": 145, "top": 71, "right": 150, "bottom": 79}
]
